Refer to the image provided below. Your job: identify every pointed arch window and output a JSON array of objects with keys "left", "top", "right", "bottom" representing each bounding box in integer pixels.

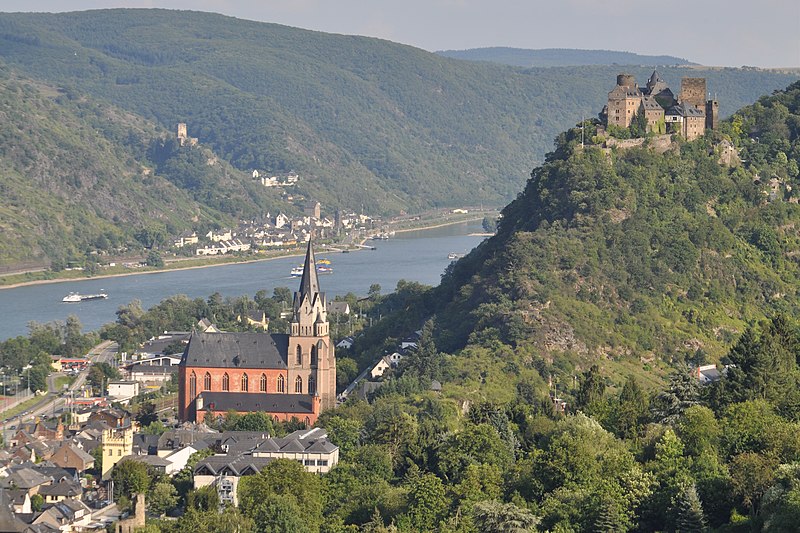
[
  {"left": 296, "top": 345, "right": 302, "bottom": 365},
  {"left": 310, "top": 345, "right": 317, "bottom": 366},
  {"left": 277, "top": 375, "right": 285, "bottom": 393},
  {"left": 260, "top": 373, "right": 267, "bottom": 392},
  {"left": 189, "top": 372, "right": 196, "bottom": 397},
  {"left": 204, "top": 372, "right": 211, "bottom": 391},
  {"left": 222, "top": 373, "right": 230, "bottom": 391},
  {"left": 308, "top": 375, "right": 316, "bottom": 395},
  {"left": 295, "top": 375, "right": 303, "bottom": 393},
  {"left": 241, "top": 373, "right": 248, "bottom": 392}
]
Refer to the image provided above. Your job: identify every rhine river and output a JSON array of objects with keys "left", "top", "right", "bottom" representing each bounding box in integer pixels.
[{"left": 0, "top": 221, "right": 487, "bottom": 341}]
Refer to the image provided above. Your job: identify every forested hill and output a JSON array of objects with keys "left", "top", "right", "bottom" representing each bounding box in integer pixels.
[
  {"left": 0, "top": 9, "right": 796, "bottom": 214},
  {"left": 0, "top": 64, "right": 286, "bottom": 268},
  {"left": 436, "top": 47, "right": 695, "bottom": 67},
  {"left": 427, "top": 81, "right": 800, "bottom": 375}
]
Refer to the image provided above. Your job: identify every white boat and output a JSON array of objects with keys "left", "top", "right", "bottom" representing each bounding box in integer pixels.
[
  {"left": 290, "top": 266, "right": 304, "bottom": 277},
  {"left": 62, "top": 292, "right": 108, "bottom": 303},
  {"left": 448, "top": 252, "right": 464, "bottom": 260}
]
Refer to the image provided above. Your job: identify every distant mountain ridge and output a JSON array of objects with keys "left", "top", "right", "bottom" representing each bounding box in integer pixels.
[{"left": 436, "top": 47, "right": 695, "bottom": 68}]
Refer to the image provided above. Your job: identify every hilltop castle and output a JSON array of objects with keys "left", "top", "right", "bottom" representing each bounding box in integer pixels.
[{"left": 603, "top": 71, "right": 718, "bottom": 141}]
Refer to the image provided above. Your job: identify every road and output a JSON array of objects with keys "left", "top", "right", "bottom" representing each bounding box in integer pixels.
[{"left": 1, "top": 341, "right": 117, "bottom": 436}]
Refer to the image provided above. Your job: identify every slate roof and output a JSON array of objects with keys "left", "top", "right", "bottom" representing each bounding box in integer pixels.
[
  {"left": 198, "top": 392, "right": 315, "bottom": 414},
  {"left": 38, "top": 479, "right": 81, "bottom": 498},
  {"left": 0, "top": 468, "right": 50, "bottom": 490},
  {"left": 667, "top": 101, "right": 705, "bottom": 117},
  {"left": 608, "top": 84, "right": 642, "bottom": 99},
  {"left": 180, "top": 332, "right": 288, "bottom": 369},
  {"left": 640, "top": 96, "right": 664, "bottom": 111},
  {"left": 194, "top": 454, "right": 276, "bottom": 476},
  {"left": 129, "top": 364, "right": 178, "bottom": 375},
  {"left": 0, "top": 489, "right": 27, "bottom": 532}
]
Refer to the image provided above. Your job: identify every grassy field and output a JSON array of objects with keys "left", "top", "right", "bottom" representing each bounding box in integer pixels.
[{"left": 0, "top": 395, "right": 44, "bottom": 421}]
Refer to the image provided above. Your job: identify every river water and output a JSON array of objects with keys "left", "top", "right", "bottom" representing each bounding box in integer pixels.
[{"left": 0, "top": 221, "right": 487, "bottom": 341}]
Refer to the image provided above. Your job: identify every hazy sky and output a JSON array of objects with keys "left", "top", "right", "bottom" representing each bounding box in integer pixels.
[{"left": 2, "top": 0, "right": 799, "bottom": 67}]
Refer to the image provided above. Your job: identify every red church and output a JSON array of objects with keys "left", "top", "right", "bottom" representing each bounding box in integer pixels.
[{"left": 178, "top": 239, "right": 337, "bottom": 425}]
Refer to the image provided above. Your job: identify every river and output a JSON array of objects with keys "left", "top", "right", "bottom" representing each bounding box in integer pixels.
[{"left": 0, "top": 221, "right": 487, "bottom": 341}]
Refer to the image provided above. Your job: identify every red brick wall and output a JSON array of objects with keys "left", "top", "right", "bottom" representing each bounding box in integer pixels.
[{"left": 179, "top": 366, "right": 290, "bottom": 421}]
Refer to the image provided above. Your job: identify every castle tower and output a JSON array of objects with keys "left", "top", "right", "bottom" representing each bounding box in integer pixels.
[
  {"left": 288, "top": 238, "right": 336, "bottom": 410},
  {"left": 706, "top": 99, "right": 719, "bottom": 130},
  {"left": 680, "top": 78, "right": 707, "bottom": 111},
  {"left": 607, "top": 73, "right": 642, "bottom": 128}
]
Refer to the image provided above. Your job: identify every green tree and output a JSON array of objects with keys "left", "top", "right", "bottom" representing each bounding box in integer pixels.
[
  {"left": 730, "top": 452, "right": 777, "bottom": 519},
  {"left": 401, "top": 472, "right": 448, "bottom": 532},
  {"left": 185, "top": 484, "right": 219, "bottom": 512},
  {"left": 111, "top": 459, "right": 151, "bottom": 499},
  {"left": 238, "top": 459, "right": 323, "bottom": 530},
  {"left": 149, "top": 481, "right": 179, "bottom": 516},
  {"left": 472, "top": 500, "right": 540, "bottom": 533},
  {"left": 575, "top": 365, "right": 605, "bottom": 410},
  {"left": 231, "top": 411, "right": 274, "bottom": 432},
  {"left": 30, "top": 494, "right": 43, "bottom": 512},
  {"left": 253, "top": 494, "right": 312, "bottom": 533},
  {"left": 674, "top": 484, "right": 707, "bottom": 533},
  {"left": 336, "top": 358, "right": 359, "bottom": 391}
]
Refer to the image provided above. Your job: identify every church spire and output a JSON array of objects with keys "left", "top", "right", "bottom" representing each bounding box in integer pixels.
[{"left": 298, "top": 236, "right": 320, "bottom": 300}]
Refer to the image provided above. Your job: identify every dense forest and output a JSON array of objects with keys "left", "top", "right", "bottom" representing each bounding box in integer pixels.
[{"left": 0, "top": 9, "right": 796, "bottom": 216}]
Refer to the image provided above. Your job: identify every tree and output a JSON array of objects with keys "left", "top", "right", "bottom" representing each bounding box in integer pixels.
[
  {"left": 472, "top": 500, "right": 540, "bottom": 533},
  {"left": 30, "top": 494, "right": 43, "bottom": 512},
  {"left": 231, "top": 411, "right": 274, "bottom": 432},
  {"left": 401, "top": 472, "right": 448, "bottom": 532},
  {"left": 186, "top": 485, "right": 219, "bottom": 512},
  {"left": 402, "top": 319, "right": 443, "bottom": 382},
  {"left": 149, "top": 481, "right": 178, "bottom": 516},
  {"left": 27, "top": 365, "right": 49, "bottom": 393},
  {"left": 111, "top": 459, "right": 151, "bottom": 499},
  {"left": 674, "top": 484, "right": 707, "bottom": 533},
  {"left": 253, "top": 494, "right": 312, "bottom": 533},
  {"left": 650, "top": 364, "right": 700, "bottom": 424},
  {"left": 238, "top": 459, "right": 323, "bottom": 529},
  {"left": 611, "top": 376, "right": 648, "bottom": 439},
  {"left": 730, "top": 452, "right": 777, "bottom": 519},
  {"left": 368, "top": 284, "right": 382, "bottom": 299},
  {"left": 176, "top": 508, "right": 253, "bottom": 533},
  {"left": 336, "top": 358, "right": 359, "bottom": 391},
  {"left": 324, "top": 416, "right": 363, "bottom": 458},
  {"left": 575, "top": 365, "right": 605, "bottom": 410},
  {"left": 136, "top": 401, "right": 159, "bottom": 427}
]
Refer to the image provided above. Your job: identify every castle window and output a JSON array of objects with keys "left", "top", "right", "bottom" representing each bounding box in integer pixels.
[
  {"left": 310, "top": 345, "right": 317, "bottom": 366},
  {"left": 296, "top": 345, "right": 302, "bottom": 365},
  {"left": 260, "top": 373, "right": 267, "bottom": 392},
  {"left": 222, "top": 373, "right": 230, "bottom": 391},
  {"left": 295, "top": 376, "right": 303, "bottom": 393},
  {"left": 189, "top": 372, "right": 196, "bottom": 397},
  {"left": 241, "top": 373, "right": 248, "bottom": 392},
  {"left": 309, "top": 375, "right": 316, "bottom": 395},
  {"left": 204, "top": 372, "right": 211, "bottom": 390},
  {"left": 277, "top": 375, "right": 285, "bottom": 393}
]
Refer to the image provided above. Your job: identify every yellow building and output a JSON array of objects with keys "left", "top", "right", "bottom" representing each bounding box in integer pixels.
[{"left": 100, "top": 422, "right": 136, "bottom": 480}]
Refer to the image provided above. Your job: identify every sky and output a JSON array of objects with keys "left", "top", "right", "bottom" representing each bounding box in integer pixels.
[{"left": 1, "top": 0, "right": 799, "bottom": 68}]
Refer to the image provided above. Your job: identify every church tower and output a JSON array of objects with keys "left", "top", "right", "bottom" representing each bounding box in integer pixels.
[{"left": 288, "top": 238, "right": 337, "bottom": 410}]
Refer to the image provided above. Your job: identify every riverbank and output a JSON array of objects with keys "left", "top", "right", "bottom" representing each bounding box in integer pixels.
[{"left": 0, "top": 214, "right": 494, "bottom": 290}]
